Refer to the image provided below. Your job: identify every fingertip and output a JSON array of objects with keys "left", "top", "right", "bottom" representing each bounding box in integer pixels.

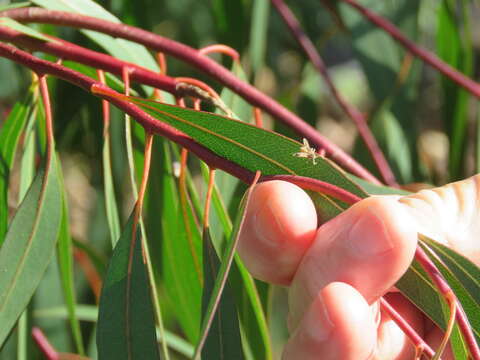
[
  {"left": 284, "top": 282, "right": 376, "bottom": 360},
  {"left": 238, "top": 180, "right": 317, "bottom": 285}
]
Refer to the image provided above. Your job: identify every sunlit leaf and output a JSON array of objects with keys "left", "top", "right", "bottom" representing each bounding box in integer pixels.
[{"left": 0, "top": 154, "right": 62, "bottom": 346}]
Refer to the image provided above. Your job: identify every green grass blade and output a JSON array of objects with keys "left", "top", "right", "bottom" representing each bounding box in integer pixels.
[
  {"left": 0, "top": 154, "right": 62, "bottom": 346},
  {"left": 57, "top": 183, "right": 85, "bottom": 354},
  {"left": 0, "top": 87, "right": 35, "bottom": 242},
  {"left": 96, "top": 214, "right": 160, "bottom": 360}
]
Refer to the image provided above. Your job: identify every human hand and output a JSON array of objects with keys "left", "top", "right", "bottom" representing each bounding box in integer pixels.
[{"left": 238, "top": 176, "right": 480, "bottom": 359}]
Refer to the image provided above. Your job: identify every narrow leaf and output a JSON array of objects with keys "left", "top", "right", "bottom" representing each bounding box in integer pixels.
[
  {"left": 0, "top": 154, "right": 62, "bottom": 346},
  {"left": 201, "top": 227, "right": 244, "bottom": 359},
  {"left": 0, "top": 87, "right": 35, "bottom": 242},
  {"left": 97, "top": 214, "right": 160, "bottom": 360}
]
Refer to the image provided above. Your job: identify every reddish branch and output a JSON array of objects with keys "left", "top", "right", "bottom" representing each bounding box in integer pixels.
[
  {"left": 0, "top": 7, "right": 379, "bottom": 184},
  {"left": 415, "top": 247, "right": 480, "bottom": 359},
  {"left": 0, "top": 26, "right": 176, "bottom": 94},
  {"left": 271, "top": 0, "right": 398, "bottom": 187},
  {"left": 339, "top": 0, "right": 480, "bottom": 99}
]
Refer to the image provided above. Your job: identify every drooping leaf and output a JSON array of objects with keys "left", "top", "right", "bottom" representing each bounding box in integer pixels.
[
  {"left": 201, "top": 227, "right": 244, "bottom": 360},
  {"left": 101, "top": 94, "right": 368, "bottom": 199},
  {"left": 0, "top": 154, "right": 62, "bottom": 346},
  {"left": 97, "top": 214, "right": 160, "bottom": 360},
  {"left": 158, "top": 140, "right": 202, "bottom": 343},
  {"left": 57, "top": 186, "right": 85, "bottom": 354},
  {"left": 0, "top": 87, "right": 35, "bottom": 242}
]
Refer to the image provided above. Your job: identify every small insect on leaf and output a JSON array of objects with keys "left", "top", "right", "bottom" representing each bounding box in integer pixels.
[{"left": 293, "top": 138, "right": 322, "bottom": 165}]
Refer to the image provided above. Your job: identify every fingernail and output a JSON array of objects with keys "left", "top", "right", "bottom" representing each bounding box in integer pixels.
[{"left": 346, "top": 209, "right": 394, "bottom": 258}]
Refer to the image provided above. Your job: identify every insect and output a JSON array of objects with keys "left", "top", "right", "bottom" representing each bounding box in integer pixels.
[{"left": 293, "top": 138, "right": 324, "bottom": 165}]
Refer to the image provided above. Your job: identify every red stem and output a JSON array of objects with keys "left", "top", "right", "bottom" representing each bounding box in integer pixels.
[
  {"left": 0, "top": 7, "right": 379, "bottom": 184},
  {"left": 271, "top": 0, "right": 397, "bottom": 187},
  {"left": 0, "top": 42, "right": 257, "bottom": 182},
  {"left": 379, "top": 298, "right": 435, "bottom": 359},
  {"left": 415, "top": 247, "right": 480, "bottom": 359},
  {"left": 0, "top": 26, "right": 176, "bottom": 94},
  {"left": 339, "top": 0, "right": 480, "bottom": 99},
  {"left": 32, "top": 327, "right": 59, "bottom": 360}
]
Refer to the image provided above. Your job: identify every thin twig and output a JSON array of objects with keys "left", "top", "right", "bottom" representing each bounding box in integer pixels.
[
  {"left": 32, "top": 327, "right": 59, "bottom": 360},
  {"left": 415, "top": 247, "right": 480, "bottom": 359},
  {"left": 339, "top": 0, "right": 480, "bottom": 99},
  {"left": 271, "top": 0, "right": 397, "bottom": 187},
  {"left": 0, "top": 7, "right": 380, "bottom": 183},
  {"left": 380, "top": 298, "right": 435, "bottom": 359}
]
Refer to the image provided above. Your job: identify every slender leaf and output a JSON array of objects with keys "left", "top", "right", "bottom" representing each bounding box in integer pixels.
[
  {"left": 201, "top": 227, "right": 244, "bottom": 360},
  {"left": 437, "top": 0, "right": 473, "bottom": 180},
  {"left": 57, "top": 188, "right": 85, "bottom": 354},
  {"left": 0, "top": 17, "right": 57, "bottom": 42},
  {"left": 32, "top": 0, "right": 159, "bottom": 95},
  {"left": 102, "top": 117, "right": 121, "bottom": 247},
  {"left": 0, "top": 154, "right": 62, "bottom": 346},
  {"left": 0, "top": 87, "right": 35, "bottom": 242},
  {"left": 113, "top": 95, "right": 368, "bottom": 198},
  {"left": 158, "top": 140, "right": 202, "bottom": 343},
  {"left": 97, "top": 214, "right": 160, "bottom": 360},
  {"left": 249, "top": 0, "right": 270, "bottom": 73},
  {"left": 200, "top": 163, "right": 272, "bottom": 360}
]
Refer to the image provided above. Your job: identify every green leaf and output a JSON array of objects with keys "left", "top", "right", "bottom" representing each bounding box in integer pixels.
[
  {"left": 201, "top": 227, "right": 244, "bottom": 360},
  {"left": 0, "top": 17, "right": 57, "bottom": 43},
  {"left": 102, "top": 119, "right": 121, "bottom": 247},
  {"left": 0, "top": 2, "right": 31, "bottom": 12},
  {"left": 97, "top": 214, "right": 160, "bottom": 360},
  {"left": 158, "top": 140, "right": 202, "bottom": 343},
  {"left": 249, "top": 0, "right": 270, "bottom": 73},
  {"left": 118, "top": 96, "right": 368, "bottom": 199},
  {"left": 437, "top": 0, "right": 473, "bottom": 180},
  {"left": 0, "top": 154, "right": 62, "bottom": 346},
  {"left": 0, "top": 87, "right": 35, "bottom": 242},
  {"left": 195, "top": 175, "right": 260, "bottom": 359},
  {"left": 57, "top": 187, "right": 85, "bottom": 354},
  {"left": 200, "top": 164, "right": 272, "bottom": 360},
  {"left": 31, "top": 0, "right": 159, "bottom": 84}
]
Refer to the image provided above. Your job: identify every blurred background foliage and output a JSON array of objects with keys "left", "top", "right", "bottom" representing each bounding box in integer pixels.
[{"left": 0, "top": 0, "right": 480, "bottom": 359}]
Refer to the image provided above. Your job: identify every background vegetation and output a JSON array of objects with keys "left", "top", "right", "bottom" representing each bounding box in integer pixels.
[{"left": 0, "top": 0, "right": 480, "bottom": 359}]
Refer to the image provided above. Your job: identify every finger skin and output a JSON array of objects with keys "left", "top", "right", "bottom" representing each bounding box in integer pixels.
[
  {"left": 283, "top": 282, "right": 377, "bottom": 360},
  {"left": 288, "top": 196, "right": 418, "bottom": 328},
  {"left": 238, "top": 180, "right": 318, "bottom": 285}
]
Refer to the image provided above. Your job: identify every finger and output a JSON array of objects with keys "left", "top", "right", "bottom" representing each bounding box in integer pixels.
[
  {"left": 375, "top": 293, "right": 425, "bottom": 360},
  {"left": 288, "top": 196, "right": 418, "bottom": 327},
  {"left": 238, "top": 180, "right": 318, "bottom": 285},
  {"left": 399, "top": 174, "right": 480, "bottom": 264},
  {"left": 283, "top": 282, "right": 377, "bottom": 360}
]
